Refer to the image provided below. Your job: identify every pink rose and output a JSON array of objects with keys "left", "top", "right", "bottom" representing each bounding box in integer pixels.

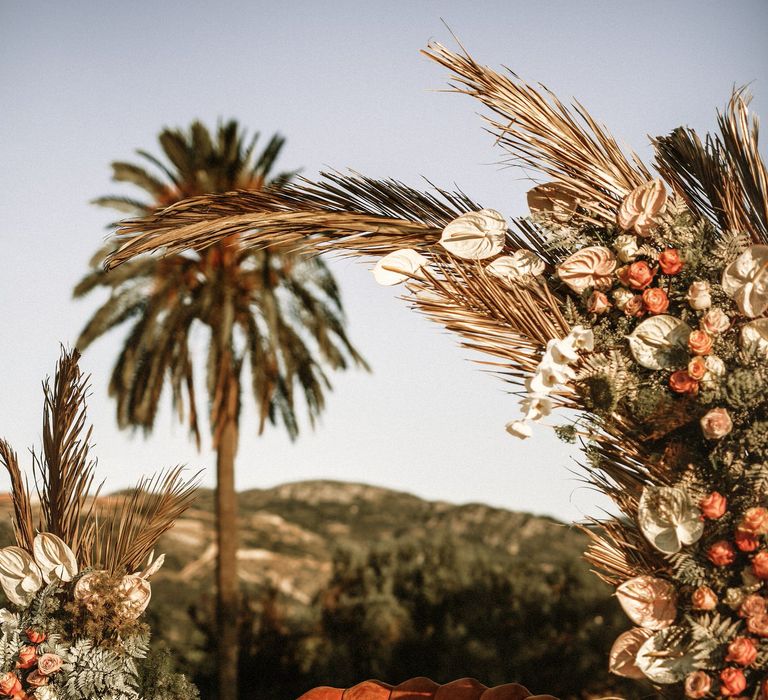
[
  {"left": 740, "top": 594, "right": 767, "bottom": 618},
  {"left": 623, "top": 295, "right": 645, "bottom": 317},
  {"left": 700, "top": 408, "right": 733, "bottom": 439},
  {"left": 26, "top": 669, "right": 49, "bottom": 687},
  {"left": 684, "top": 670, "right": 711, "bottom": 699},
  {"left": 691, "top": 585, "right": 717, "bottom": 611},
  {"left": 720, "top": 667, "right": 747, "bottom": 696},
  {"left": 701, "top": 307, "right": 730, "bottom": 334},
  {"left": 699, "top": 492, "right": 726, "bottom": 519},
  {"left": 586, "top": 290, "right": 611, "bottom": 314},
  {"left": 725, "top": 636, "right": 757, "bottom": 666},
  {"left": 37, "top": 653, "right": 62, "bottom": 676},
  {"left": 688, "top": 329, "right": 713, "bottom": 355},
  {"left": 741, "top": 508, "right": 768, "bottom": 535},
  {"left": 748, "top": 613, "right": 768, "bottom": 637},
  {"left": 753, "top": 551, "right": 768, "bottom": 580}
]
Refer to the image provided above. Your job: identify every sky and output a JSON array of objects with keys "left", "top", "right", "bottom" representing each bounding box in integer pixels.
[{"left": 1, "top": 0, "right": 767, "bottom": 522}]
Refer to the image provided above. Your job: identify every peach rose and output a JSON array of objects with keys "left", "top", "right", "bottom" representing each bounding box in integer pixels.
[
  {"left": 691, "top": 585, "right": 717, "bottom": 610},
  {"left": 687, "top": 356, "right": 707, "bottom": 380},
  {"left": 700, "top": 408, "right": 733, "bottom": 440},
  {"left": 642, "top": 287, "right": 669, "bottom": 314},
  {"left": 0, "top": 673, "right": 21, "bottom": 696},
  {"left": 741, "top": 508, "right": 768, "bottom": 535},
  {"left": 753, "top": 551, "right": 768, "bottom": 580},
  {"left": 26, "top": 670, "right": 48, "bottom": 688},
  {"left": 748, "top": 613, "right": 768, "bottom": 637},
  {"left": 688, "top": 329, "right": 713, "bottom": 355},
  {"left": 736, "top": 529, "right": 759, "bottom": 552},
  {"left": 726, "top": 636, "right": 757, "bottom": 666},
  {"left": 701, "top": 308, "right": 730, "bottom": 335},
  {"left": 699, "top": 492, "right": 726, "bottom": 519},
  {"left": 16, "top": 646, "right": 36, "bottom": 670},
  {"left": 587, "top": 290, "right": 611, "bottom": 314},
  {"left": 36, "top": 654, "right": 62, "bottom": 676},
  {"left": 684, "top": 670, "right": 711, "bottom": 699},
  {"left": 618, "top": 261, "right": 655, "bottom": 289},
  {"left": 669, "top": 370, "right": 698, "bottom": 394},
  {"left": 740, "top": 594, "right": 767, "bottom": 618},
  {"left": 623, "top": 295, "right": 645, "bottom": 317},
  {"left": 659, "top": 248, "right": 683, "bottom": 275},
  {"left": 687, "top": 280, "right": 712, "bottom": 310},
  {"left": 707, "top": 540, "right": 736, "bottom": 567},
  {"left": 720, "top": 667, "right": 747, "bottom": 696},
  {"left": 25, "top": 630, "right": 45, "bottom": 645}
]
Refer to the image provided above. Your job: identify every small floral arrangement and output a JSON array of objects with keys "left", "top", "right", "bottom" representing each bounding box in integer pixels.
[{"left": 0, "top": 350, "right": 198, "bottom": 700}]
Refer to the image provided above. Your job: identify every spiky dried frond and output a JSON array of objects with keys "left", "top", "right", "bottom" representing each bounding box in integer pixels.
[
  {"left": 33, "top": 348, "right": 101, "bottom": 562},
  {"left": 422, "top": 42, "right": 651, "bottom": 224},
  {"left": 94, "top": 466, "right": 201, "bottom": 575},
  {"left": 0, "top": 440, "right": 35, "bottom": 552}
]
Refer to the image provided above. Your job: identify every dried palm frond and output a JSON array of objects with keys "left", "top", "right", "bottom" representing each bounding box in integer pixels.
[
  {"left": 93, "top": 466, "right": 201, "bottom": 575},
  {"left": 0, "top": 440, "right": 35, "bottom": 552},
  {"left": 32, "top": 348, "right": 102, "bottom": 562},
  {"left": 422, "top": 42, "right": 651, "bottom": 223}
]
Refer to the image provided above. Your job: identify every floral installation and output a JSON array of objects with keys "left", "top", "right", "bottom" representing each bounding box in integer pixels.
[
  {"left": 0, "top": 349, "right": 199, "bottom": 700},
  {"left": 102, "top": 40, "right": 767, "bottom": 698}
]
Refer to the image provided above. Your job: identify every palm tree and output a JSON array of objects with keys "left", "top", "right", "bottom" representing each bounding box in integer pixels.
[{"left": 74, "top": 121, "right": 367, "bottom": 700}]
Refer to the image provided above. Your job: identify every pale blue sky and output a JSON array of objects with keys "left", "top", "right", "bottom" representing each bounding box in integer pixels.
[{"left": 1, "top": 1, "right": 766, "bottom": 521}]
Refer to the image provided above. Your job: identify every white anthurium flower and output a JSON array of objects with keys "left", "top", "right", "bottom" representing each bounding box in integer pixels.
[
  {"left": 439, "top": 209, "right": 506, "bottom": 260},
  {"left": 118, "top": 574, "right": 152, "bottom": 619},
  {"left": 741, "top": 319, "right": 768, "bottom": 358},
  {"left": 0, "top": 546, "right": 43, "bottom": 606},
  {"left": 616, "top": 576, "right": 677, "bottom": 630},
  {"left": 372, "top": 249, "right": 428, "bottom": 286},
  {"left": 637, "top": 486, "right": 703, "bottom": 554},
  {"left": 33, "top": 533, "right": 78, "bottom": 584},
  {"left": 486, "top": 250, "right": 545, "bottom": 285},
  {"left": 520, "top": 395, "right": 553, "bottom": 422},
  {"left": 608, "top": 628, "right": 654, "bottom": 679},
  {"left": 505, "top": 420, "right": 532, "bottom": 439},
  {"left": 635, "top": 627, "right": 696, "bottom": 684},
  {"left": 721, "top": 244, "right": 768, "bottom": 317},
  {"left": 627, "top": 315, "right": 692, "bottom": 370}
]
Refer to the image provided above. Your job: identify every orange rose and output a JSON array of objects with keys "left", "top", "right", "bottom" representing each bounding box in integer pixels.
[
  {"left": 586, "top": 290, "right": 611, "bottom": 314},
  {"left": 642, "top": 287, "right": 669, "bottom": 314},
  {"left": 691, "top": 585, "right": 717, "bottom": 610},
  {"left": 25, "top": 670, "right": 48, "bottom": 688},
  {"left": 0, "top": 673, "right": 21, "bottom": 696},
  {"left": 688, "top": 330, "right": 713, "bottom": 355},
  {"left": 25, "top": 630, "right": 45, "bottom": 645},
  {"left": 720, "top": 667, "right": 747, "bottom": 696},
  {"left": 753, "top": 551, "right": 768, "bottom": 580},
  {"left": 700, "top": 408, "right": 733, "bottom": 440},
  {"left": 741, "top": 508, "right": 768, "bottom": 535},
  {"left": 736, "top": 529, "right": 760, "bottom": 552},
  {"left": 669, "top": 370, "right": 698, "bottom": 394},
  {"left": 659, "top": 248, "right": 683, "bottom": 275},
  {"left": 623, "top": 295, "right": 645, "bottom": 317},
  {"left": 684, "top": 670, "right": 711, "bottom": 699},
  {"left": 707, "top": 540, "right": 736, "bottom": 567},
  {"left": 699, "top": 492, "right": 726, "bottom": 519},
  {"left": 15, "top": 646, "right": 36, "bottom": 670},
  {"left": 726, "top": 636, "right": 757, "bottom": 666},
  {"left": 740, "top": 594, "right": 767, "bottom": 618},
  {"left": 618, "top": 261, "right": 655, "bottom": 289},
  {"left": 749, "top": 613, "right": 768, "bottom": 636},
  {"left": 36, "top": 653, "right": 62, "bottom": 676},
  {"left": 687, "top": 356, "right": 707, "bottom": 380}
]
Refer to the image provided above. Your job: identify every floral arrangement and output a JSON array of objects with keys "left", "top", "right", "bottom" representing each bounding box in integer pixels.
[
  {"left": 103, "top": 40, "right": 768, "bottom": 698},
  {"left": 0, "top": 350, "right": 199, "bottom": 700}
]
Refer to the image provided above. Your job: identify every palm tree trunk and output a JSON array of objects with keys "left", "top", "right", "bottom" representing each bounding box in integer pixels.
[{"left": 216, "top": 410, "right": 240, "bottom": 700}]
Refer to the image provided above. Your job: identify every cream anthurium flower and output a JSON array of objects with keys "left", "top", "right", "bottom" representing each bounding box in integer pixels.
[
  {"left": 486, "top": 250, "right": 545, "bottom": 285},
  {"left": 118, "top": 574, "right": 152, "bottom": 619},
  {"left": 616, "top": 576, "right": 677, "bottom": 630},
  {"left": 638, "top": 486, "right": 703, "bottom": 554},
  {"left": 372, "top": 249, "right": 427, "bottom": 286},
  {"left": 0, "top": 546, "right": 43, "bottom": 606},
  {"left": 635, "top": 627, "right": 696, "bottom": 683},
  {"left": 608, "top": 628, "right": 654, "bottom": 679},
  {"left": 741, "top": 319, "right": 768, "bottom": 358},
  {"left": 721, "top": 244, "right": 768, "bottom": 317},
  {"left": 439, "top": 209, "right": 506, "bottom": 260},
  {"left": 505, "top": 420, "right": 532, "bottom": 439},
  {"left": 33, "top": 533, "right": 78, "bottom": 584},
  {"left": 627, "top": 315, "right": 692, "bottom": 370}
]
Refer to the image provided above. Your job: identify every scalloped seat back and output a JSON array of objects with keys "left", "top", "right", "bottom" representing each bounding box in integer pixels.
[{"left": 296, "top": 677, "right": 560, "bottom": 700}]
